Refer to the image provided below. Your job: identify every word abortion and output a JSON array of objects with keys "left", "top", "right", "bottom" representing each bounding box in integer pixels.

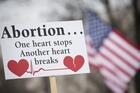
[{"left": 1, "top": 25, "right": 65, "bottom": 38}]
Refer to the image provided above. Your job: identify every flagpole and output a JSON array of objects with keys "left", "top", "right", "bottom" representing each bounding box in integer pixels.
[{"left": 49, "top": 77, "right": 58, "bottom": 93}]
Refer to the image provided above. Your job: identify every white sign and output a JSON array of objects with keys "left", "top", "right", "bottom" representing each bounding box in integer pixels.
[{"left": 0, "top": 20, "right": 90, "bottom": 80}]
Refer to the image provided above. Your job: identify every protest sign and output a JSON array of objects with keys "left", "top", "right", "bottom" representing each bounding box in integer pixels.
[{"left": 0, "top": 20, "right": 90, "bottom": 80}]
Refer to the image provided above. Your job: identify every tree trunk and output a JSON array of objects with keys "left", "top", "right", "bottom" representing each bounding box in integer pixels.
[{"left": 133, "top": 0, "right": 140, "bottom": 93}]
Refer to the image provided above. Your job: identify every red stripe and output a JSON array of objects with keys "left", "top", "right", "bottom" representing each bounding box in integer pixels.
[
  {"left": 100, "top": 64, "right": 129, "bottom": 83},
  {"left": 89, "top": 62, "right": 100, "bottom": 70},
  {"left": 113, "top": 30, "right": 140, "bottom": 51},
  {"left": 87, "top": 41, "right": 96, "bottom": 57},
  {"left": 103, "top": 44, "right": 138, "bottom": 71},
  {"left": 89, "top": 40, "right": 94, "bottom": 47},
  {"left": 100, "top": 52, "right": 132, "bottom": 78},
  {"left": 100, "top": 64, "right": 116, "bottom": 76},
  {"left": 88, "top": 52, "right": 96, "bottom": 57},
  {"left": 109, "top": 36, "right": 140, "bottom": 62}
]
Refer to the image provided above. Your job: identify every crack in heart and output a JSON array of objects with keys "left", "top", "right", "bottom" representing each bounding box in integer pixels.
[{"left": 63, "top": 55, "right": 84, "bottom": 72}]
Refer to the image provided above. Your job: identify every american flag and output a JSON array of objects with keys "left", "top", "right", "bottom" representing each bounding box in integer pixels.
[
  {"left": 85, "top": 9, "right": 140, "bottom": 93},
  {"left": 85, "top": 9, "right": 111, "bottom": 67}
]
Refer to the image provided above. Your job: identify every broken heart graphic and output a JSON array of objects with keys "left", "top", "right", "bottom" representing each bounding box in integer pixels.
[
  {"left": 63, "top": 55, "right": 84, "bottom": 72},
  {"left": 8, "top": 59, "right": 29, "bottom": 77}
]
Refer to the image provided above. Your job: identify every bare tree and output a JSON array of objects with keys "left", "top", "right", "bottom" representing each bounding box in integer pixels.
[{"left": 133, "top": 0, "right": 140, "bottom": 93}]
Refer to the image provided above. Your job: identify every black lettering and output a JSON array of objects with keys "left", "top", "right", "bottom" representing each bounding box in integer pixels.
[
  {"left": 56, "top": 27, "right": 65, "bottom": 35},
  {"left": 30, "top": 29, "right": 36, "bottom": 37},
  {"left": 37, "top": 27, "right": 43, "bottom": 36},
  {"left": 1, "top": 26, "right": 12, "bottom": 38},
  {"left": 12, "top": 25, "right": 20, "bottom": 38},
  {"left": 20, "top": 50, "right": 26, "bottom": 57},
  {"left": 1, "top": 25, "right": 65, "bottom": 39},
  {"left": 22, "top": 29, "right": 30, "bottom": 37},
  {"left": 43, "top": 25, "right": 47, "bottom": 36},
  {"left": 48, "top": 28, "right": 55, "bottom": 36}
]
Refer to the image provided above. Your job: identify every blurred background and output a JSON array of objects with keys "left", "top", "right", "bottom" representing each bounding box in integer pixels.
[{"left": 0, "top": 0, "right": 140, "bottom": 93}]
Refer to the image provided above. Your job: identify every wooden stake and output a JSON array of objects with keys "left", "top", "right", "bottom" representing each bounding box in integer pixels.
[{"left": 49, "top": 77, "right": 58, "bottom": 93}]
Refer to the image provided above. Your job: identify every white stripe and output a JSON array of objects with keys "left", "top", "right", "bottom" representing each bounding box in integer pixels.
[
  {"left": 101, "top": 69, "right": 126, "bottom": 89},
  {"left": 105, "top": 39, "right": 140, "bottom": 69},
  {"left": 101, "top": 47, "right": 135, "bottom": 75},
  {"left": 105, "top": 80, "right": 124, "bottom": 93},
  {"left": 95, "top": 55, "right": 130, "bottom": 82},
  {"left": 86, "top": 36, "right": 96, "bottom": 56},
  {"left": 87, "top": 46, "right": 96, "bottom": 56},
  {"left": 88, "top": 55, "right": 99, "bottom": 66},
  {"left": 87, "top": 44, "right": 96, "bottom": 64},
  {"left": 110, "top": 32, "right": 140, "bottom": 60}
]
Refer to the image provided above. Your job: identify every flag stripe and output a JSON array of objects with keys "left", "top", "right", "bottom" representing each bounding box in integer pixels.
[
  {"left": 87, "top": 48, "right": 96, "bottom": 57},
  {"left": 100, "top": 52, "right": 132, "bottom": 77},
  {"left": 111, "top": 32, "right": 140, "bottom": 59},
  {"left": 107, "top": 37, "right": 140, "bottom": 68},
  {"left": 86, "top": 35, "right": 96, "bottom": 57},
  {"left": 101, "top": 69, "right": 126, "bottom": 89},
  {"left": 103, "top": 44, "right": 138, "bottom": 71},
  {"left": 96, "top": 56, "right": 130, "bottom": 82},
  {"left": 101, "top": 47, "right": 135, "bottom": 76},
  {"left": 114, "top": 30, "right": 140, "bottom": 51},
  {"left": 86, "top": 35, "right": 97, "bottom": 66},
  {"left": 109, "top": 36, "right": 140, "bottom": 63},
  {"left": 102, "top": 66, "right": 126, "bottom": 89}
]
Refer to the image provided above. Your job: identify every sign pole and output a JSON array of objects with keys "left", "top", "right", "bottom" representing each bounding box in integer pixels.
[{"left": 49, "top": 77, "right": 58, "bottom": 93}]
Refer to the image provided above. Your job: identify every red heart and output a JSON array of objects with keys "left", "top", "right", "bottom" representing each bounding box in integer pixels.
[
  {"left": 63, "top": 55, "right": 84, "bottom": 72},
  {"left": 8, "top": 59, "right": 29, "bottom": 77}
]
